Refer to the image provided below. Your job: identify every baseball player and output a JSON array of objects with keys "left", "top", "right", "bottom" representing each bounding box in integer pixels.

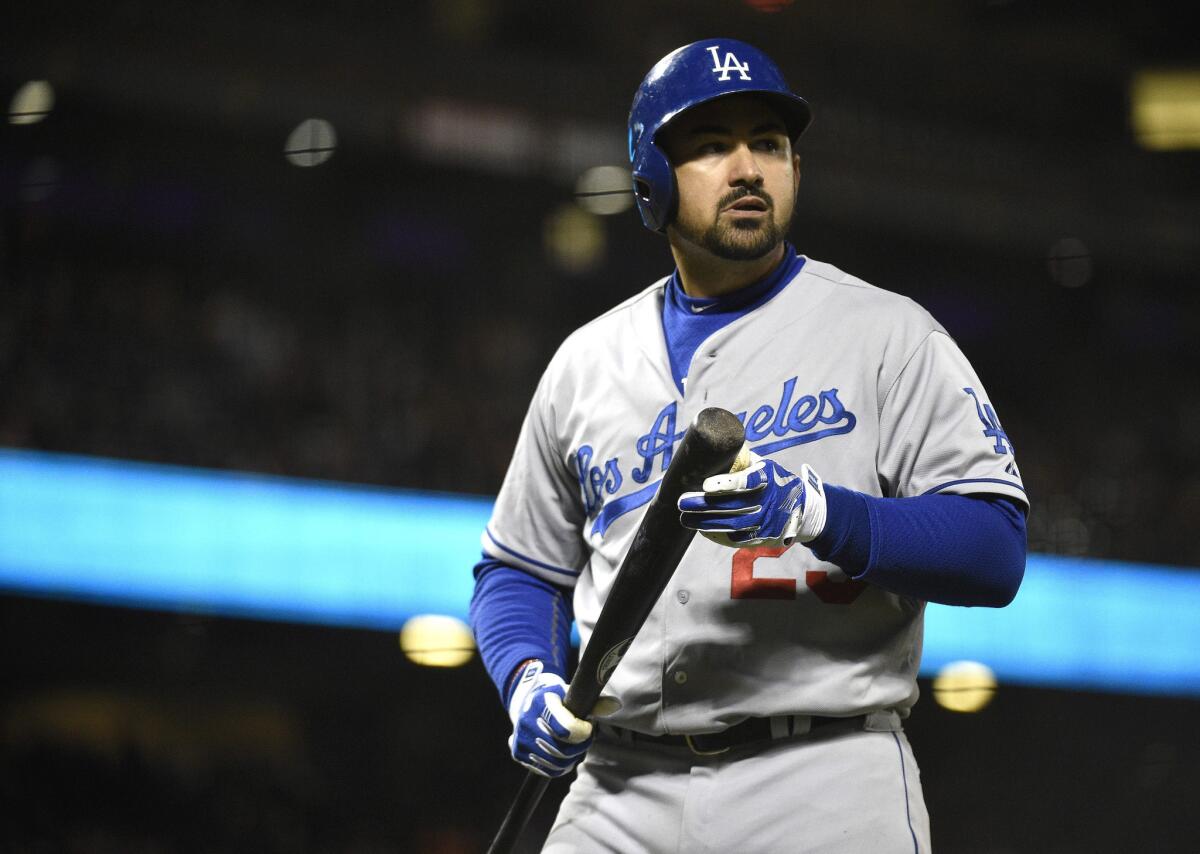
[{"left": 471, "top": 39, "right": 1027, "bottom": 853}]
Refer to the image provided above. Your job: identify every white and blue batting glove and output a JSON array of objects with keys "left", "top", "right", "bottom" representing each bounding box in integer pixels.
[
  {"left": 507, "top": 660, "right": 595, "bottom": 778},
  {"left": 678, "top": 455, "right": 828, "bottom": 548}
]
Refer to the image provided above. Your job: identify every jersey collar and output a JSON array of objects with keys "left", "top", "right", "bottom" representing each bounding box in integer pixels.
[{"left": 667, "top": 244, "right": 805, "bottom": 317}]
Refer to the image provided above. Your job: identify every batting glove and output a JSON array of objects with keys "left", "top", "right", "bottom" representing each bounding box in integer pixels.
[
  {"left": 507, "top": 661, "right": 617, "bottom": 778},
  {"left": 678, "top": 456, "right": 828, "bottom": 548}
]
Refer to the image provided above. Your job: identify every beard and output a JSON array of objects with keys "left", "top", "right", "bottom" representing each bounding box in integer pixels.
[{"left": 674, "top": 186, "right": 791, "bottom": 261}]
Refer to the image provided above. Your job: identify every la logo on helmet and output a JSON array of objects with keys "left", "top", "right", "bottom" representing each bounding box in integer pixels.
[{"left": 706, "top": 46, "right": 752, "bottom": 81}]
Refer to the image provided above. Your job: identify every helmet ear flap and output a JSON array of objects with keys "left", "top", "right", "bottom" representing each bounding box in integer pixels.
[
  {"left": 631, "top": 143, "right": 676, "bottom": 233},
  {"left": 633, "top": 177, "right": 653, "bottom": 205}
]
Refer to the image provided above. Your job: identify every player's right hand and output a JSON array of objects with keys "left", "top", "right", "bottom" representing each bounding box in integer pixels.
[
  {"left": 678, "top": 456, "right": 828, "bottom": 548},
  {"left": 507, "top": 660, "right": 609, "bottom": 778}
]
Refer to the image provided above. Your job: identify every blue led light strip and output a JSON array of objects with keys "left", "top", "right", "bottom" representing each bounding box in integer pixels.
[
  {"left": 0, "top": 448, "right": 491, "bottom": 630},
  {"left": 923, "top": 554, "right": 1200, "bottom": 696},
  {"left": 2, "top": 448, "right": 1198, "bottom": 696}
]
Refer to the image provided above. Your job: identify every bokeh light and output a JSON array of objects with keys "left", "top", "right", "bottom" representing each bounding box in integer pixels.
[
  {"left": 284, "top": 118, "right": 337, "bottom": 167},
  {"left": 1047, "top": 237, "right": 1092, "bottom": 288},
  {"left": 1132, "top": 70, "right": 1200, "bottom": 150},
  {"left": 8, "top": 80, "right": 54, "bottom": 125},
  {"left": 543, "top": 204, "right": 605, "bottom": 274},
  {"left": 399, "top": 614, "right": 475, "bottom": 667},
  {"left": 574, "top": 165, "right": 633, "bottom": 215},
  {"left": 932, "top": 660, "right": 997, "bottom": 713},
  {"left": 741, "top": 0, "right": 795, "bottom": 12}
]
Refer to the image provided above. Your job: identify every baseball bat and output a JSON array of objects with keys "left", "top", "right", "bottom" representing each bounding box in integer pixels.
[{"left": 485, "top": 406, "right": 746, "bottom": 854}]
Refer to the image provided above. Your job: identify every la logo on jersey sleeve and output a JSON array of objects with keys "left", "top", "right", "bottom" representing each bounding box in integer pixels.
[
  {"left": 962, "top": 387, "right": 1021, "bottom": 479},
  {"left": 963, "top": 388, "right": 1014, "bottom": 455}
]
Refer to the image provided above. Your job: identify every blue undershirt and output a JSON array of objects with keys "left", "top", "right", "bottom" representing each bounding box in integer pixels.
[
  {"left": 470, "top": 561, "right": 573, "bottom": 704},
  {"left": 662, "top": 246, "right": 805, "bottom": 395}
]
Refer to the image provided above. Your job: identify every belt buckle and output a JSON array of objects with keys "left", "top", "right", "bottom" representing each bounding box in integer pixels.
[{"left": 684, "top": 734, "right": 730, "bottom": 757}]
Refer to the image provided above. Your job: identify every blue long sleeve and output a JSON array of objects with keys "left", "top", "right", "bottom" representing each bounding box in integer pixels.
[
  {"left": 469, "top": 557, "right": 574, "bottom": 704},
  {"left": 808, "top": 487, "right": 1027, "bottom": 607}
]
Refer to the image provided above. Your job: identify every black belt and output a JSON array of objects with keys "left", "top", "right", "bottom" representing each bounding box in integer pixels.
[{"left": 602, "top": 714, "right": 867, "bottom": 757}]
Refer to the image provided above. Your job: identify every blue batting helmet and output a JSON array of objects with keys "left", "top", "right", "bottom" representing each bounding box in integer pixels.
[{"left": 628, "top": 39, "right": 812, "bottom": 233}]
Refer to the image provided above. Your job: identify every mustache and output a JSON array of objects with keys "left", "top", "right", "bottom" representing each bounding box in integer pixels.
[{"left": 718, "top": 186, "right": 774, "bottom": 211}]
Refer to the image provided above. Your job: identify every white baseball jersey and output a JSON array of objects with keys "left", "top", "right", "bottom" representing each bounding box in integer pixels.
[{"left": 482, "top": 256, "right": 1027, "bottom": 735}]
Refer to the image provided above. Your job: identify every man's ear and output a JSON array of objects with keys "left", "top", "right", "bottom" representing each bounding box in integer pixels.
[{"left": 793, "top": 152, "right": 802, "bottom": 190}]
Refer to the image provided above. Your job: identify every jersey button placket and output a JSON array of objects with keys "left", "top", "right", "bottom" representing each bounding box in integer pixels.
[
  {"left": 676, "top": 589, "right": 690, "bottom": 604},
  {"left": 681, "top": 347, "right": 718, "bottom": 409}
]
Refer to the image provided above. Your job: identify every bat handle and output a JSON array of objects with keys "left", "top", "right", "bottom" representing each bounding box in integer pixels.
[{"left": 485, "top": 771, "right": 551, "bottom": 854}]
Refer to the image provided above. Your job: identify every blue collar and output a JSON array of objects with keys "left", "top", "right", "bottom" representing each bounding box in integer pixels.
[
  {"left": 661, "top": 246, "right": 806, "bottom": 395},
  {"left": 666, "top": 245, "right": 805, "bottom": 317}
]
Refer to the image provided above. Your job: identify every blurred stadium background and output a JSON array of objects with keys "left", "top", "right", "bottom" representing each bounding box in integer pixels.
[{"left": 2, "top": 1, "right": 1198, "bottom": 852}]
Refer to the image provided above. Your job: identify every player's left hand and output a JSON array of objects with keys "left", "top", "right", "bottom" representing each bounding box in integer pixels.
[
  {"left": 678, "top": 456, "right": 828, "bottom": 548},
  {"left": 506, "top": 661, "right": 621, "bottom": 778}
]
